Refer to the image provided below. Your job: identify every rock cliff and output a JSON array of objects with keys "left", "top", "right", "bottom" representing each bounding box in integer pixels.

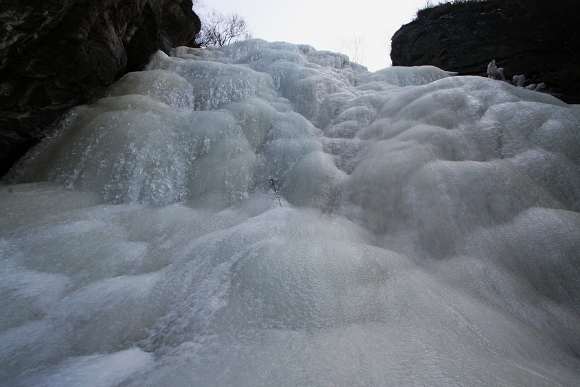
[
  {"left": 0, "top": 0, "right": 200, "bottom": 175},
  {"left": 391, "top": 0, "right": 580, "bottom": 104}
]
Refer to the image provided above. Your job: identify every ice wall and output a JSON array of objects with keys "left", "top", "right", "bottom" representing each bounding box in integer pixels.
[{"left": 1, "top": 39, "right": 580, "bottom": 386}]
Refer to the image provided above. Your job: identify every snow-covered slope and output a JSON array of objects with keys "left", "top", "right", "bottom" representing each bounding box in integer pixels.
[{"left": 1, "top": 40, "right": 580, "bottom": 386}]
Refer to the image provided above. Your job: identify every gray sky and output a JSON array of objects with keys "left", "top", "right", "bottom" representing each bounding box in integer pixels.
[{"left": 197, "top": 0, "right": 432, "bottom": 71}]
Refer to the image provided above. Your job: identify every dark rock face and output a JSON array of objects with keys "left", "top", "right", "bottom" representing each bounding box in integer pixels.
[
  {"left": 391, "top": 0, "right": 580, "bottom": 104},
  {"left": 0, "top": 0, "right": 201, "bottom": 176}
]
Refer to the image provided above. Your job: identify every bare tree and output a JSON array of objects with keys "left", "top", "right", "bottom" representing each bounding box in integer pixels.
[
  {"left": 341, "top": 35, "right": 366, "bottom": 65},
  {"left": 196, "top": 11, "right": 249, "bottom": 47}
]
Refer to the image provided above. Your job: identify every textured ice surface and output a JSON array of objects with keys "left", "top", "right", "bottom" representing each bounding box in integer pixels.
[{"left": 1, "top": 39, "right": 580, "bottom": 386}]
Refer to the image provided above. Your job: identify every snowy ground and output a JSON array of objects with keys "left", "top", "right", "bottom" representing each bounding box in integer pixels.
[{"left": 1, "top": 40, "right": 580, "bottom": 386}]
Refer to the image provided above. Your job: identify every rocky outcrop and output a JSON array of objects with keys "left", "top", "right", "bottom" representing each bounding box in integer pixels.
[
  {"left": 0, "top": 0, "right": 201, "bottom": 176},
  {"left": 391, "top": 0, "right": 580, "bottom": 104}
]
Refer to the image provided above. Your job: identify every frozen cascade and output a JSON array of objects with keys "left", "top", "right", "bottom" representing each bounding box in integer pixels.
[{"left": 1, "top": 39, "right": 580, "bottom": 386}]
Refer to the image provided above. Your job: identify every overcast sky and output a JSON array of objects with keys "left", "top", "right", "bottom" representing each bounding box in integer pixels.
[{"left": 197, "top": 0, "right": 432, "bottom": 71}]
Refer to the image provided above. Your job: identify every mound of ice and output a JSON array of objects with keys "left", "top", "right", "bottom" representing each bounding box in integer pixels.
[{"left": 1, "top": 39, "right": 580, "bottom": 386}]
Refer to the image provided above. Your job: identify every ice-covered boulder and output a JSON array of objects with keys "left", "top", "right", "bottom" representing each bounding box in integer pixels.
[
  {"left": 0, "top": 0, "right": 201, "bottom": 176},
  {"left": 391, "top": 0, "right": 580, "bottom": 104}
]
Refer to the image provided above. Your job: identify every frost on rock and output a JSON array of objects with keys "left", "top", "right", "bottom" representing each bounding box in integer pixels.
[
  {"left": 487, "top": 59, "right": 505, "bottom": 80},
  {"left": 1, "top": 39, "right": 580, "bottom": 387},
  {"left": 491, "top": 62, "right": 547, "bottom": 93}
]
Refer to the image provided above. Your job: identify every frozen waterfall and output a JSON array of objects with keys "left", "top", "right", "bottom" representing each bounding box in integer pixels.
[{"left": 1, "top": 40, "right": 580, "bottom": 386}]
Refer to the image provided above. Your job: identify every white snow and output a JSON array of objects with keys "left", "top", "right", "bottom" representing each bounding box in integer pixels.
[{"left": 1, "top": 39, "right": 580, "bottom": 386}]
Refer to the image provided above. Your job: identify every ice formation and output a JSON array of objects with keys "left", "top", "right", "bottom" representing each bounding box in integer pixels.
[
  {"left": 1, "top": 40, "right": 580, "bottom": 386},
  {"left": 487, "top": 59, "right": 505, "bottom": 81}
]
